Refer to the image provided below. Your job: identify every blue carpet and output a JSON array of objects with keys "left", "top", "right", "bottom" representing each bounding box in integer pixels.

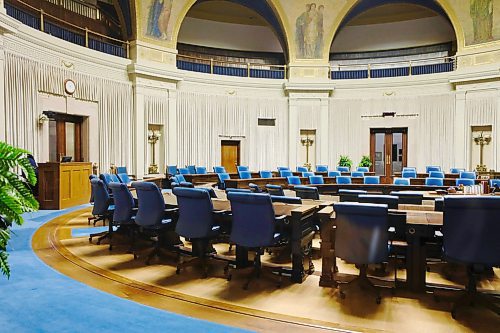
[{"left": 0, "top": 206, "right": 252, "bottom": 333}]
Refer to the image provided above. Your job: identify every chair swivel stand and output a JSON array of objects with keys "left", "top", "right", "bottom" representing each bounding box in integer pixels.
[
  {"left": 176, "top": 239, "right": 216, "bottom": 278},
  {"left": 338, "top": 265, "right": 383, "bottom": 304}
]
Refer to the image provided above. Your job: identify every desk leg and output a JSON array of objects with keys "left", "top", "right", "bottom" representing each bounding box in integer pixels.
[
  {"left": 319, "top": 213, "right": 336, "bottom": 287},
  {"left": 235, "top": 246, "right": 249, "bottom": 268},
  {"left": 406, "top": 226, "right": 427, "bottom": 292}
]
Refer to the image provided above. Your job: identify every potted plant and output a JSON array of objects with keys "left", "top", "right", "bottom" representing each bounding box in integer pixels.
[
  {"left": 359, "top": 155, "right": 373, "bottom": 168},
  {"left": 0, "top": 141, "right": 38, "bottom": 278},
  {"left": 338, "top": 155, "right": 353, "bottom": 169}
]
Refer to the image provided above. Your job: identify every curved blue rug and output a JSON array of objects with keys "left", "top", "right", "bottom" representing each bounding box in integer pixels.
[{"left": 0, "top": 206, "right": 251, "bottom": 333}]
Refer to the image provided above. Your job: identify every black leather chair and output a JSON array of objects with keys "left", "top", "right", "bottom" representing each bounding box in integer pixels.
[
  {"left": 108, "top": 182, "right": 138, "bottom": 253},
  {"left": 338, "top": 189, "right": 367, "bottom": 202},
  {"left": 294, "top": 185, "right": 320, "bottom": 200},
  {"left": 266, "top": 184, "right": 285, "bottom": 196},
  {"left": 88, "top": 179, "right": 115, "bottom": 244},
  {"left": 389, "top": 191, "right": 424, "bottom": 205},
  {"left": 443, "top": 196, "right": 500, "bottom": 318}
]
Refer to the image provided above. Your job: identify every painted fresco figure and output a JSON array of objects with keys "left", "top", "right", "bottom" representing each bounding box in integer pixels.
[
  {"left": 304, "top": 3, "right": 319, "bottom": 58},
  {"left": 296, "top": 3, "right": 324, "bottom": 59},
  {"left": 470, "top": 0, "right": 494, "bottom": 43},
  {"left": 146, "top": 0, "right": 173, "bottom": 40},
  {"left": 296, "top": 4, "right": 311, "bottom": 58}
]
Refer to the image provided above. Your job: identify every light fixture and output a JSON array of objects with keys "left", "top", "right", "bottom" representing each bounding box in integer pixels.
[
  {"left": 38, "top": 114, "right": 49, "bottom": 125},
  {"left": 148, "top": 129, "right": 162, "bottom": 174}
]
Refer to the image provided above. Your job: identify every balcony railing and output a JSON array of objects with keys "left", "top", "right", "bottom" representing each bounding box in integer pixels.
[
  {"left": 176, "top": 54, "right": 286, "bottom": 80},
  {"left": 45, "top": 0, "right": 100, "bottom": 20},
  {"left": 5, "top": 1, "right": 128, "bottom": 58},
  {"left": 330, "top": 56, "right": 456, "bottom": 80}
]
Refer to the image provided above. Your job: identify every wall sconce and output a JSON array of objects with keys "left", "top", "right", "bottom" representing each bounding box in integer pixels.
[{"left": 38, "top": 114, "right": 49, "bottom": 125}]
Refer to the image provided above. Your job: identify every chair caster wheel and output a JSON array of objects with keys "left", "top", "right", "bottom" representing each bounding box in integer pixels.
[
  {"left": 339, "top": 291, "right": 345, "bottom": 299},
  {"left": 376, "top": 296, "right": 381, "bottom": 305},
  {"left": 226, "top": 274, "right": 232, "bottom": 281},
  {"left": 176, "top": 268, "right": 181, "bottom": 275},
  {"left": 133, "top": 254, "right": 138, "bottom": 260},
  {"left": 451, "top": 310, "right": 457, "bottom": 319},
  {"left": 89, "top": 237, "right": 92, "bottom": 243}
]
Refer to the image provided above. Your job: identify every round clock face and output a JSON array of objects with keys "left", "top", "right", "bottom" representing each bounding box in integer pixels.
[{"left": 64, "top": 79, "right": 76, "bottom": 95}]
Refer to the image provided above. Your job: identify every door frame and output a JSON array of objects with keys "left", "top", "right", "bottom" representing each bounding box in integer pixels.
[
  {"left": 221, "top": 140, "right": 241, "bottom": 173},
  {"left": 45, "top": 111, "right": 84, "bottom": 162},
  {"left": 370, "top": 127, "right": 408, "bottom": 183}
]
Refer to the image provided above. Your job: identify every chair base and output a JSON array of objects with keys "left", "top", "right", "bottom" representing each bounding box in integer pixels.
[
  {"left": 338, "top": 265, "right": 385, "bottom": 304},
  {"left": 451, "top": 290, "right": 500, "bottom": 319},
  {"left": 176, "top": 239, "right": 216, "bottom": 278}
]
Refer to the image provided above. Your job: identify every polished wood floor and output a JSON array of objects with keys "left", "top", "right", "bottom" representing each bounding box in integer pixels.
[{"left": 33, "top": 208, "right": 500, "bottom": 333}]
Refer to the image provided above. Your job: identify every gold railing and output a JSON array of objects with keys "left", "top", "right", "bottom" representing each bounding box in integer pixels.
[{"left": 45, "top": 0, "right": 100, "bottom": 20}]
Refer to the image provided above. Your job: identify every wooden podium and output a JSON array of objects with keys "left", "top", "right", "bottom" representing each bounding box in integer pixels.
[{"left": 37, "top": 162, "right": 92, "bottom": 210}]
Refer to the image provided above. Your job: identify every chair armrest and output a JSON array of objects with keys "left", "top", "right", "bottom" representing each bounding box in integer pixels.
[
  {"left": 164, "top": 207, "right": 179, "bottom": 213},
  {"left": 275, "top": 215, "right": 287, "bottom": 221}
]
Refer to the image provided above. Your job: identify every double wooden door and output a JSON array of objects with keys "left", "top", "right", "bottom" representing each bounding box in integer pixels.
[
  {"left": 370, "top": 128, "right": 408, "bottom": 183},
  {"left": 221, "top": 140, "right": 240, "bottom": 174}
]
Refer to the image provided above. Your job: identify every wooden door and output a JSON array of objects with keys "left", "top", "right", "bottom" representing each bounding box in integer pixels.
[
  {"left": 221, "top": 140, "right": 240, "bottom": 174},
  {"left": 46, "top": 112, "right": 83, "bottom": 162},
  {"left": 370, "top": 128, "right": 408, "bottom": 184}
]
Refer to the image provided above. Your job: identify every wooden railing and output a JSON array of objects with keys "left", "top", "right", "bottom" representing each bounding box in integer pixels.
[{"left": 45, "top": 0, "right": 100, "bottom": 20}]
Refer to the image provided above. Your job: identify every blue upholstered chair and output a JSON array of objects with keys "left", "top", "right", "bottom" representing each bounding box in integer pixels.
[
  {"left": 334, "top": 202, "right": 389, "bottom": 303},
  {"left": 226, "top": 188, "right": 252, "bottom": 194},
  {"left": 277, "top": 166, "right": 290, "bottom": 172},
  {"left": 227, "top": 192, "right": 288, "bottom": 289},
  {"left": 337, "top": 166, "right": 350, "bottom": 172},
  {"left": 316, "top": 165, "right": 328, "bottom": 172},
  {"left": 358, "top": 194, "right": 398, "bottom": 209},
  {"left": 88, "top": 174, "right": 98, "bottom": 206},
  {"left": 195, "top": 166, "right": 207, "bottom": 174},
  {"left": 108, "top": 182, "right": 137, "bottom": 253},
  {"left": 403, "top": 167, "right": 416, "bottom": 172},
  {"left": 132, "top": 182, "right": 177, "bottom": 265},
  {"left": 280, "top": 170, "right": 293, "bottom": 178},
  {"left": 338, "top": 189, "right": 367, "bottom": 202},
  {"left": 294, "top": 186, "right": 320, "bottom": 200},
  {"left": 237, "top": 166, "right": 249, "bottom": 173},
  {"left": 99, "top": 173, "right": 119, "bottom": 193},
  {"left": 309, "top": 175, "right": 324, "bottom": 185},
  {"left": 260, "top": 170, "right": 273, "bottom": 178},
  {"left": 167, "top": 165, "right": 178, "bottom": 175},
  {"left": 217, "top": 172, "right": 230, "bottom": 190},
  {"left": 490, "top": 179, "right": 500, "bottom": 189},
  {"left": 171, "top": 174, "right": 194, "bottom": 188},
  {"left": 393, "top": 177, "right": 410, "bottom": 186},
  {"left": 249, "top": 183, "right": 262, "bottom": 193},
  {"left": 302, "top": 171, "right": 315, "bottom": 178},
  {"left": 239, "top": 171, "right": 252, "bottom": 179},
  {"left": 287, "top": 176, "right": 301, "bottom": 185},
  {"left": 266, "top": 184, "right": 285, "bottom": 196},
  {"left": 390, "top": 191, "right": 423, "bottom": 205},
  {"left": 270, "top": 195, "right": 302, "bottom": 204},
  {"left": 426, "top": 166, "right": 441, "bottom": 173},
  {"left": 178, "top": 168, "right": 190, "bottom": 175},
  {"left": 429, "top": 171, "right": 445, "bottom": 178},
  {"left": 357, "top": 167, "right": 370, "bottom": 173},
  {"left": 425, "top": 177, "right": 444, "bottom": 186},
  {"left": 456, "top": 178, "right": 474, "bottom": 186},
  {"left": 117, "top": 173, "right": 132, "bottom": 184},
  {"left": 459, "top": 171, "right": 476, "bottom": 179},
  {"left": 297, "top": 166, "right": 308, "bottom": 173},
  {"left": 173, "top": 187, "right": 224, "bottom": 277},
  {"left": 89, "top": 179, "right": 115, "bottom": 244},
  {"left": 200, "top": 187, "right": 218, "bottom": 198},
  {"left": 443, "top": 196, "right": 500, "bottom": 318},
  {"left": 336, "top": 176, "right": 352, "bottom": 184},
  {"left": 213, "top": 166, "right": 226, "bottom": 174},
  {"left": 450, "top": 168, "right": 465, "bottom": 174},
  {"left": 402, "top": 170, "right": 417, "bottom": 178},
  {"left": 351, "top": 171, "right": 364, "bottom": 177},
  {"left": 116, "top": 166, "right": 127, "bottom": 174},
  {"left": 364, "top": 176, "right": 380, "bottom": 184},
  {"left": 185, "top": 165, "right": 196, "bottom": 174},
  {"left": 328, "top": 170, "right": 341, "bottom": 178}
]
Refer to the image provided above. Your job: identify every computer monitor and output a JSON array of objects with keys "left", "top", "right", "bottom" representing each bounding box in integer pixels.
[{"left": 61, "top": 156, "right": 72, "bottom": 163}]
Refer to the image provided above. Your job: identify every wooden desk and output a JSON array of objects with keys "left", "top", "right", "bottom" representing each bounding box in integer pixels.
[
  {"left": 38, "top": 162, "right": 92, "bottom": 209},
  {"left": 394, "top": 172, "right": 460, "bottom": 179},
  {"left": 297, "top": 183, "right": 449, "bottom": 195},
  {"left": 318, "top": 205, "right": 443, "bottom": 292},
  {"left": 409, "top": 178, "right": 481, "bottom": 186},
  {"left": 292, "top": 171, "right": 375, "bottom": 177}
]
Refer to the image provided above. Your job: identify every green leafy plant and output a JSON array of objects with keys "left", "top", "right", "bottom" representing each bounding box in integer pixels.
[
  {"left": 338, "top": 155, "right": 353, "bottom": 168},
  {"left": 0, "top": 141, "right": 38, "bottom": 278},
  {"left": 359, "top": 155, "right": 373, "bottom": 168}
]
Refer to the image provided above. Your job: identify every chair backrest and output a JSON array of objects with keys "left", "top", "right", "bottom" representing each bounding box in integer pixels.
[
  {"left": 363, "top": 176, "right": 380, "bottom": 184},
  {"left": 213, "top": 166, "right": 226, "bottom": 174},
  {"left": 337, "top": 166, "right": 350, "bottom": 172},
  {"left": 328, "top": 170, "right": 341, "bottom": 178},
  {"left": 443, "top": 196, "right": 500, "bottom": 266},
  {"left": 351, "top": 171, "right": 364, "bottom": 177},
  {"left": 178, "top": 168, "right": 190, "bottom": 175},
  {"left": 426, "top": 165, "right": 441, "bottom": 173},
  {"left": 490, "top": 179, "right": 500, "bottom": 188},
  {"left": 200, "top": 187, "right": 218, "bottom": 198},
  {"left": 186, "top": 165, "right": 196, "bottom": 174},
  {"left": 248, "top": 183, "right": 262, "bottom": 193},
  {"left": 237, "top": 166, "right": 249, "bottom": 172},
  {"left": 402, "top": 167, "right": 416, "bottom": 172},
  {"left": 277, "top": 166, "right": 290, "bottom": 172},
  {"left": 336, "top": 176, "right": 352, "bottom": 184},
  {"left": 294, "top": 185, "right": 320, "bottom": 200},
  {"left": 173, "top": 187, "right": 214, "bottom": 239},
  {"left": 271, "top": 195, "right": 302, "bottom": 204},
  {"left": 280, "top": 170, "right": 293, "bottom": 177},
  {"left": 100, "top": 173, "right": 118, "bottom": 186},
  {"left": 429, "top": 171, "right": 445, "bottom": 178},
  {"left": 338, "top": 189, "right": 367, "bottom": 202},
  {"left": 217, "top": 173, "right": 230, "bottom": 189},
  {"left": 296, "top": 166, "right": 308, "bottom": 173},
  {"left": 116, "top": 166, "right": 127, "bottom": 174},
  {"left": 117, "top": 173, "right": 131, "bottom": 184},
  {"left": 358, "top": 194, "right": 399, "bottom": 209},
  {"left": 239, "top": 171, "right": 252, "bottom": 179},
  {"left": 459, "top": 171, "right": 476, "bottom": 179},
  {"left": 226, "top": 188, "right": 252, "bottom": 194},
  {"left": 450, "top": 168, "right": 465, "bottom": 174},
  {"left": 357, "top": 167, "right": 369, "bottom": 172},
  {"left": 90, "top": 179, "right": 111, "bottom": 215},
  {"left": 108, "top": 182, "right": 135, "bottom": 223},
  {"left": 265, "top": 184, "right": 285, "bottom": 196},
  {"left": 228, "top": 192, "right": 277, "bottom": 248},
  {"left": 425, "top": 177, "right": 444, "bottom": 186},
  {"left": 402, "top": 170, "right": 417, "bottom": 178},
  {"left": 334, "top": 202, "right": 389, "bottom": 265},
  {"left": 302, "top": 171, "right": 315, "bottom": 178},
  {"left": 260, "top": 170, "right": 273, "bottom": 178},
  {"left": 195, "top": 166, "right": 207, "bottom": 174},
  {"left": 309, "top": 175, "right": 324, "bottom": 185},
  {"left": 316, "top": 165, "right": 328, "bottom": 172},
  {"left": 174, "top": 174, "right": 186, "bottom": 183},
  {"left": 456, "top": 178, "right": 475, "bottom": 186},
  {"left": 287, "top": 176, "right": 301, "bottom": 185},
  {"left": 393, "top": 177, "right": 410, "bottom": 186},
  {"left": 132, "top": 182, "right": 166, "bottom": 227},
  {"left": 167, "top": 165, "right": 178, "bottom": 175},
  {"left": 389, "top": 191, "right": 423, "bottom": 205}
]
